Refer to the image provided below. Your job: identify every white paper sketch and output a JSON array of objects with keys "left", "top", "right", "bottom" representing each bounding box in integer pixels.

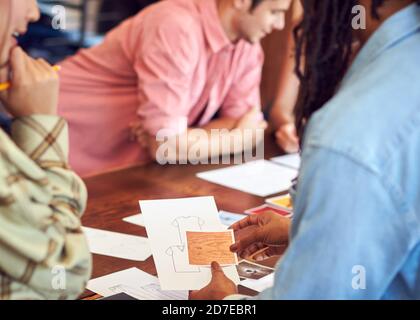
[
  {"left": 123, "top": 213, "right": 144, "bottom": 227},
  {"left": 171, "top": 216, "right": 205, "bottom": 245},
  {"left": 82, "top": 227, "right": 151, "bottom": 261},
  {"left": 108, "top": 283, "right": 186, "bottom": 300},
  {"left": 270, "top": 153, "right": 301, "bottom": 170},
  {"left": 140, "top": 196, "right": 240, "bottom": 290},
  {"left": 87, "top": 267, "right": 188, "bottom": 300},
  {"left": 196, "top": 160, "right": 298, "bottom": 197},
  {"left": 166, "top": 245, "right": 200, "bottom": 273},
  {"left": 165, "top": 215, "right": 204, "bottom": 273}
]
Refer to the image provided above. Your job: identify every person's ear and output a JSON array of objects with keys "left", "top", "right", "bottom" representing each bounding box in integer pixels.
[{"left": 232, "top": 0, "right": 253, "bottom": 12}]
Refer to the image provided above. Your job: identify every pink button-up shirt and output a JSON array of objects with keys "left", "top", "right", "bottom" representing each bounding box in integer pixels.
[{"left": 58, "top": 0, "right": 264, "bottom": 176}]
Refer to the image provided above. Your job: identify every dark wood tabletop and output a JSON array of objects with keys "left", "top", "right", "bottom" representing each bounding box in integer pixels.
[{"left": 81, "top": 134, "right": 285, "bottom": 299}]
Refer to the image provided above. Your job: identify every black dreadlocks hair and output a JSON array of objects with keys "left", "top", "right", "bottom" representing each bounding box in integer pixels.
[{"left": 293, "top": 0, "right": 420, "bottom": 140}]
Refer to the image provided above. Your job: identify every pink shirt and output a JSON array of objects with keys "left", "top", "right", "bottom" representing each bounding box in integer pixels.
[{"left": 58, "top": 0, "right": 264, "bottom": 176}]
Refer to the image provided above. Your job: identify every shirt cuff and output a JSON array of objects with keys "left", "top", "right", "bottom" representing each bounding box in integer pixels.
[
  {"left": 220, "top": 107, "right": 264, "bottom": 123},
  {"left": 142, "top": 115, "right": 188, "bottom": 137},
  {"left": 11, "top": 115, "right": 69, "bottom": 168}
]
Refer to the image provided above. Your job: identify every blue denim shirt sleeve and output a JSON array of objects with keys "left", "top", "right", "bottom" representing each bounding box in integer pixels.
[
  {"left": 257, "top": 145, "right": 414, "bottom": 299},
  {"left": 252, "top": 3, "right": 420, "bottom": 300}
]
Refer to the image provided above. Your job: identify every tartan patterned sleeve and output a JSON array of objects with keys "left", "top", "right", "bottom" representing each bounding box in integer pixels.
[{"left": 0, "top": 115, "right": 92, "bottom": 300}]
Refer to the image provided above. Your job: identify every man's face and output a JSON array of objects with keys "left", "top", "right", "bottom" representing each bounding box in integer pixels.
[{"left": 236, "top": 0, "right": 292, "bottom": 44}]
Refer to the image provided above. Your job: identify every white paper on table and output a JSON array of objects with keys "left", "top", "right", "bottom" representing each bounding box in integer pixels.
[
  {"left": 218, "top": 210, "right": 246, "bottom": 228},
  {"left": 87, "top": 267, "right": 188, "bottom": 300},
  {"left": 270, "top": 153, "right": 301, "bottom": 170},
  {"left": 123, "top": 213, "right": 144, "bottom": 227},
  {"left": 196, "top": 160, "right": 297, "bottom": 197},
  {"left": 82, "top": 227, "right": 151, "bottom": 261},
  {"left": 240, "top": 273, "right": 275, "bottom": 293},
  {"left": 140, "top": 196, "right": 240, "bottom": 290}
]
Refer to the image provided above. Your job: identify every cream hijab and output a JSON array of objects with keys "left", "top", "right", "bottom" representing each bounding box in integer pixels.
[{"left": 0, "top": 0, "right": 12, "bottom": 68}]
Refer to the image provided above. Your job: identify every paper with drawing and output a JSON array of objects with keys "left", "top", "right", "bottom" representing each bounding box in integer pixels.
[{"left": 139, "top": 196, "right": 240, "bottom": 290}]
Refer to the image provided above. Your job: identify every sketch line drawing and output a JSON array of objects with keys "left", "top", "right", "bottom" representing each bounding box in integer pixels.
[
  {"left": 108, "top": 283, "right": 185, "bottom": 300},
  {"left": 171, "top": 216, "right": 205, "bottom": 245},
  {"left": 166, "top": 245, "right": 200, "bottom": 273},
  {"left": 165, "top": 216, "right": 206, "bottom": 273}
]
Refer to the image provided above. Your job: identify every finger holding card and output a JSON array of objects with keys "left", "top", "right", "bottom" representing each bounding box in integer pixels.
[
  {"left": 251, "top": 245, "right": 287, "bottom": 261},
  {"left": 241, "top": 242, "right": 267, "bottom": 259},
  {"left": 189, "top": 262, "right": 238, "bottom": 300},
  {"left": 229, "top": 214, "right": 260, "bottom": 231},
  {"left": 230, "top": 212, "right": 291, "bottom": 258}
]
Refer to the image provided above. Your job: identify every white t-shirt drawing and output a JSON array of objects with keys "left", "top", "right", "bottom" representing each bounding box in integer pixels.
[
  {"left": 165, "top": 245, "right": 200, "bottom": 273},
  {"left": 171, "top": 216, "right": 205, "bottom": 245}
]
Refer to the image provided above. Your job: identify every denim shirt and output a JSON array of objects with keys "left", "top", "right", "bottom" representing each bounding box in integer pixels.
[{"left": 259, "top": 4, "right": 420, "bottom": 299}]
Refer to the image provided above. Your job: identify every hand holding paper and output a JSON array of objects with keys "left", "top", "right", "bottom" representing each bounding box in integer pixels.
[
  {"left": 189, "top": 262, "right": 238, "bottom": 300},
  {"left": 230, "top": 212, "right": 290, "bottom": 259},
  {"left": 140, "top": 196, "right": 240, "bottom": 290}
]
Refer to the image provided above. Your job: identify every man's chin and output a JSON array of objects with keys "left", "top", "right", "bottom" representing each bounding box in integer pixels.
[{"left": 244, "top": 36, "right": 260, "bottom": 45}]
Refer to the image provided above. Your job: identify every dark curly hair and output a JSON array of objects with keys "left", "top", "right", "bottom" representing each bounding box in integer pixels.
[{"left": 293, "top": 0, "right": 420, "bottom": 140}]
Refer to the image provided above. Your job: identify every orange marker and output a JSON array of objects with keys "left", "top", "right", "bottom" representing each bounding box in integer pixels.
[{"left": 0, "top": 65, "right": 61, "bottom": 92}]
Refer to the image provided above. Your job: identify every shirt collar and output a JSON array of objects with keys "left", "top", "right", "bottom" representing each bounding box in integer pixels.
[
  {"left": 195, "top": 0, "right": 232, "bottom": 53},
  {"left": 344, "top": 3, "right": 420, "bottom": 82}
]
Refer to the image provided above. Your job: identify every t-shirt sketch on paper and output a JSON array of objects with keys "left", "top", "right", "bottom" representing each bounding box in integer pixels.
[{"left": 165, "top": 216, "right": 205, "bottom": 273}]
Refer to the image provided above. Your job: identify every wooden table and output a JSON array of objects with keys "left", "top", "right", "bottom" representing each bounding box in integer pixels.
[{"left": 81, "top": 135, "right": 284, "bottom": 298}]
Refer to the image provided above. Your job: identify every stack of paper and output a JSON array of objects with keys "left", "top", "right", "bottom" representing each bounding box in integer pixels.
[
  {"left": 196, "top": 160, "right": 297, "bottom": 197},
  {"left": 82, "top": 227, "right": 151, "bottom": 261},
  {"left": 87, "top": 267, "right": 188, "bottom": 300},
  {"left": 270, "top": 153, "right": 301, "bottom": 170}
]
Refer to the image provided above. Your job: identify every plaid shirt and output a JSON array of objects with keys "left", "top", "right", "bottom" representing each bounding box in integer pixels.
[{"left": 0, "top": 115, "right": 92, "bottom": 300}]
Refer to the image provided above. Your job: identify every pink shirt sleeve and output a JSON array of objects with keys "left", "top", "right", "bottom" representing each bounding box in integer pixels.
[
  {"left": 220, "top": 43, "right": 264, "bottom": 120},
  {"left": 133, "top": 14, "right": 199, "bottom": 137}
]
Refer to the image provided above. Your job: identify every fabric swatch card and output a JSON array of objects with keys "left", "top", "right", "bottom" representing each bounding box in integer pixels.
[{"left": 186, "top": 230, "right": 238, "bottom": 266}]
